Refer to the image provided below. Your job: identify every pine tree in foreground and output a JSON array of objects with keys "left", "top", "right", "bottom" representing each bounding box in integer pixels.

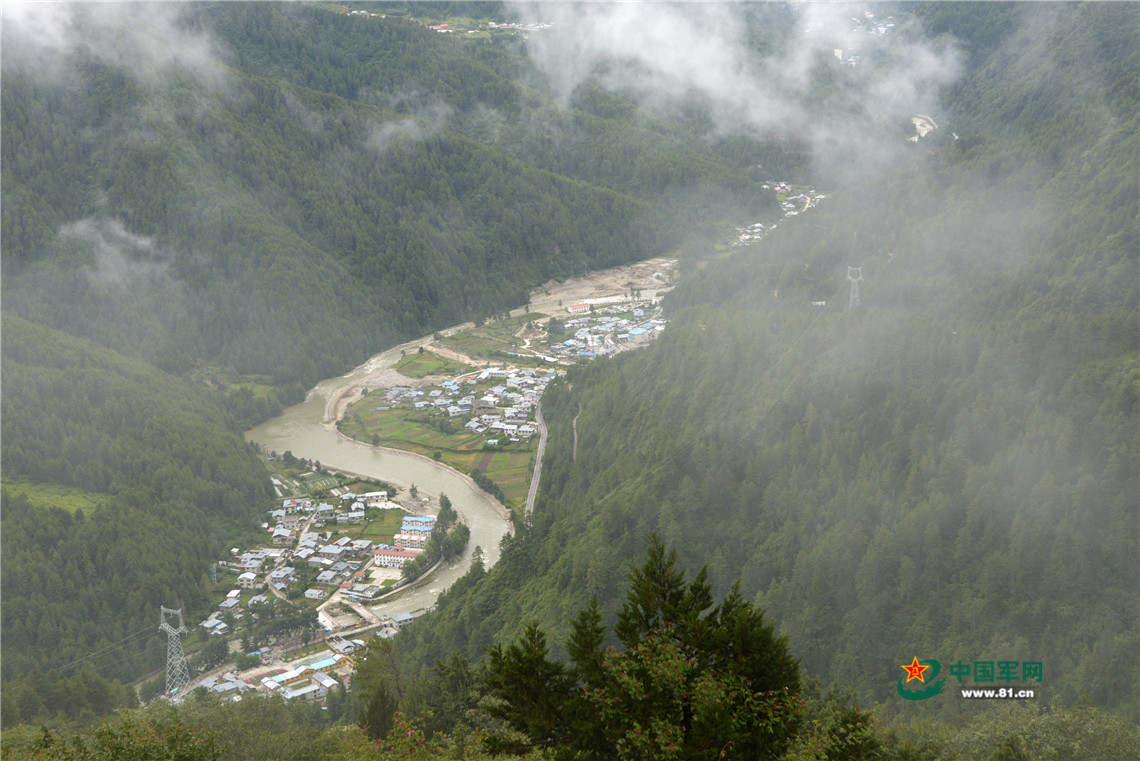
[{"left": 484, "top": 534, "right": 803, "bottom": 761}]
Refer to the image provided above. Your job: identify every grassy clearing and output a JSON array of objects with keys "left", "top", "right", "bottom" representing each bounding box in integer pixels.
[
  {"left": 1, "top": 479, "right": 108, "bottom": 514},
  {"left": 395, "top": 351, "right": 455, "bottom": 378},
  {"left": 440, "top": 314, "right": 534, "bottom": 357}
]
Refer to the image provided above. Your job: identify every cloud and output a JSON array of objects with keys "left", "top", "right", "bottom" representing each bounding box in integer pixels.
[
  {"left": 3, "top": 2, "right": 228, "bottom": 90},
  {"left": 365, "top": 98, "right": 453, "bottom": 154},
  {"left": 60, "top": 218, "right": 176, "bottom": 294},
  {"left": 510, "top": 2, "right": 962, "bottom": 181},
  {"left": 366, "top": 117, "right": 432, "bottom": 154}
]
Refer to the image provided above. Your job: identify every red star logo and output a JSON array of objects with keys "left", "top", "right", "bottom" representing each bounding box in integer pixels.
[{"left": 901, "top": 657, "right": 929, "bottom": 683}]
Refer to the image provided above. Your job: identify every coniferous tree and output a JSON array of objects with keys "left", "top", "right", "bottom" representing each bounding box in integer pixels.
[{"left": 484, "top": 535, "right": 802, "bottom": 760}]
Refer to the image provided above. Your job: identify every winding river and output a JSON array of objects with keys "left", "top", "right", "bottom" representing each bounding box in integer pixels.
[{"left": 245, "top": 332, "right": 512, "bottom": 618}]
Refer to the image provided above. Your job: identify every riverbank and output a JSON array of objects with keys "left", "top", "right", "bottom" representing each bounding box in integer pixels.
[
  {"left": 319, "top": 453, "right": 515, "bottom": 532},
  {"left": 246, "top": 254, "right": 679, "bottom": 612}
]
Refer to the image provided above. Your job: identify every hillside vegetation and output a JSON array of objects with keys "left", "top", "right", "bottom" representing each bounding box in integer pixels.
[
  {"left": 1, "top": 1, "right": 1136, "bottom": 756},
  {"left": 394, "top": 0, "right": 1139, "bottom": 723},
  {"left": 1, "top": 316, "right": 271, "bottom": 721},
  {"left": 0, "top": 0, "right": 776, "bottom": 710}
]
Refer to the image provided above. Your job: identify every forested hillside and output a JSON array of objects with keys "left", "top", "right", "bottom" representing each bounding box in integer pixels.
[
  {"left": 3, "top": 2, "right": 774, "bottom": 404},
  {"left": 1, "top": 317, "right": 271, "bottom": 716},
  {"left": 394, "top": 0, "right": 1139, "bottom": 723},
  {"left": 1, "top": 1, "right": 1136, "bottom": 755},
  {"left": 1, "top": 0, "right": 777, "bottom": 710}
]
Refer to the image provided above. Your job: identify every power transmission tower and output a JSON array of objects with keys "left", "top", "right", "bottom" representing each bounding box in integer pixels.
[
  {"left": 160, "top": 606, "right": 191, "bottom": 697},
  {"left": 209, "top": 562, "right": 217, "bottom": 585},
  {"left": 847, "top": 266, "right": 863, "bottom": 309}
]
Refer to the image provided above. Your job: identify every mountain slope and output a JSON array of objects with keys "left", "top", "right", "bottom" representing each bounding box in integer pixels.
[
  {"left": 395, "top": 2, "right": 1139, "bottom": 719},
  {"left": 1, "top": 316, "right": 272, "bottom": 682}
]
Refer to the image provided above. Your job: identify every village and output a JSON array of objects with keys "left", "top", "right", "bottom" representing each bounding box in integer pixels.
[
  {"left": 164, "top": 169, "right": 854, "bottom": 708},
  {"left": 733, "top": 183, "right": 829, "bottom": 247},
  {"left": 182, "top": 294, "right": 679, "bottom": 704},
  {"left": 180, "top": 480, "right": 446, "bottom": 704}
]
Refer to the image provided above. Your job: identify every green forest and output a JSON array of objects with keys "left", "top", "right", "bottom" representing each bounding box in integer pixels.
[
  {"left": 2, "top": 1, "right": 1137, "bottom": 759},
  {"left": 388, "top": 0, "right": 1139, "bottom": 739}
]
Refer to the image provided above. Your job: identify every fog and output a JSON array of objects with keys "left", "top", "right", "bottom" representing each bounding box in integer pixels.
[
  {"left": 3, "top": 1, "right": 228, "bottom": 90},
  {"left": 514, "top": 1, "right": 962, "bottom": 183}
]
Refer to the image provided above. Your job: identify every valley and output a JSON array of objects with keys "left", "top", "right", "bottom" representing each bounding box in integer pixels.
[{"left": 1, "top": 2, "right": 1136, "bottom": 759}]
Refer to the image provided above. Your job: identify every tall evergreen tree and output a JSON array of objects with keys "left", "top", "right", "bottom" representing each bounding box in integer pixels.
[{"left": 484, "top": 536, "right": 802, "bottom": 760}]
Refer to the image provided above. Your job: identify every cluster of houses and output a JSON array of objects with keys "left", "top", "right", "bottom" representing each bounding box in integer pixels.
[
  {"left": 549, "top": 307, "right": 666, "bottom": 360},
  {"left": 194, "top": 639, "right": 366, "bottom": 703},
  {"left": 198, "top": 672, "right": 257, "bottom": 698},
  {"left": 735, "top": 186, "right": 827, "bottom": 247},
  {"left": 486, "top": 20, "right": 552, "bottom": 32},
  {"left": 294, "top": 521, "right": 413, "bottom": 600},
  {"left": 268, "top": 491, "right": 393, "bottom": 546},
  {"left": 200, "top": 587, "right": 275, "bottom": 636},
  {"left": 262, "top": 652, "right": 354, "bottom": 701},
  {"left": 380, "top": 367, "right": 561, "bottom": 444}
]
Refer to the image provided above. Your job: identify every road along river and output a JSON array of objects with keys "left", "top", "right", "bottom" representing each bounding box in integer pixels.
[{"left": 245, "top": 332, "right": 512, "bottom": 620}]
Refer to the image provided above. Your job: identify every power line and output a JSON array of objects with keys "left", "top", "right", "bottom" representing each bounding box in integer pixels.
[
  {"left": 59, "top": 640, "right": 166, "bottom": 678},
  {"left": 56, "top": 624, "right": 160, "bottom": 674}
]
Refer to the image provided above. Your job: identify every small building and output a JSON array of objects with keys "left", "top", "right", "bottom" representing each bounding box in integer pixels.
[
  {"left": 392, "top": 612, "right": 417, "bottom": 629},
  {"left": 237, "top": 572, "right": 262, "bottom": 589},
  {"left": 394, "top": 533, "right": 427, "bottom": 550},
  {"left": 373, "top": 547, "right": 421, "bottom": 567},
  {"left": 282, "top": 683, "right": 322, "bottom": 701},
  {"left": 318, "top": 544, "right": 346, "bottom": 559},
  {"left": 269, "top": 567, "right": 296, "bottom": 585},
  {"left": 311, "top": 671, "right": 339, "bottom": 692},
  {"left": 310, "top": 653, "right": 352, "bottom": 673},
  {"left": 337, "top": 510, "right": 366, "bottom": 525},
  {"left": 304, "top": 588, "right": 328, "bottom": 600}
]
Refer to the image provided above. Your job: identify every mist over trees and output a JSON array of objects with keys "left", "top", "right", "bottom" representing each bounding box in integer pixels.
[
  {"left": 1, "top": 1, "right": 1137, "bottom": 757},
  {"left": 391, "top": 0, "right": 1139, "bottom": 725}
]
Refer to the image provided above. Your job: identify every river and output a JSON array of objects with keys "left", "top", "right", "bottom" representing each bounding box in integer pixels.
[{"left": 245, "top": 332, "right": 512, "bottom": 619}]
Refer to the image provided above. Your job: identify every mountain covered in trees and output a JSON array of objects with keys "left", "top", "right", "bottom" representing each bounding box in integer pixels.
[
  {"left": 3, "top": 2, "right": 774, "bottom": 405},
  {"left": 1, "top": 0, "right": 776, "bottom": 711},
  {"left": 392, "top": 0, "right": 1139, "bottom": 724},
  {"left": 2, "top": 316, "right": 271, "bottom": 717},
  {"left": 1, "top": 1, "right": 1137, "bottom": 758}
]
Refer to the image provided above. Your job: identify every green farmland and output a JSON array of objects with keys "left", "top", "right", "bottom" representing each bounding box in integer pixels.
[
  {"left": 438, "top": 314, "right": 536, "bottom": 358},
  {"left": 341, "top": 402, "right": 534, "bottom": 510},
  {"left": 0, "top": 479, "right": 107, "bottom": 514},
  {"left": 394, "top": 351, "right": 456, "bottom": 378}
]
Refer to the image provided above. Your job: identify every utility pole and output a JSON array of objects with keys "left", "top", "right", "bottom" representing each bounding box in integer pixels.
[
  {"left": 847, "top": 266, "right": 863, "bottom": 309},
  {"left": 160, "top": 606, "right": 191, "bottom": 697}
]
